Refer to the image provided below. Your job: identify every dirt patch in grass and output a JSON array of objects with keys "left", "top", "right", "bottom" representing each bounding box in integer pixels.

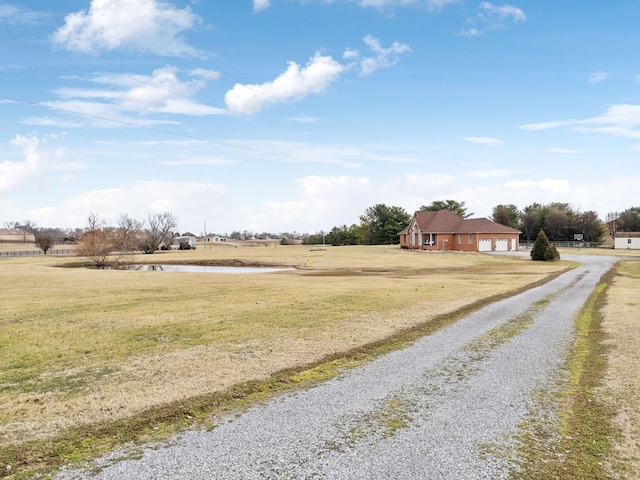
[{"left": 600, "top": 261, "right": 640, "bottom": 478}]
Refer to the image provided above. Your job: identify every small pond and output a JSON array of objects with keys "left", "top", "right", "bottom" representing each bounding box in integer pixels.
[{"left": 115, "top": 264, "right": 293, "bottom": 274}]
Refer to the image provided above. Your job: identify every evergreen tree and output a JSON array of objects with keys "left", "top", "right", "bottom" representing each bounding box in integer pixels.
[
  {"left": 544, "top": 243, "right": 560, "bottom": 261},
  {"left": 531, "top": 230, "right": 559, "bottom": 261},
  {"left": 359, "top": 204, "right": 410, "bottom": 245},
  {"left": 420, "top": 200, "right": 472, "bottom": 218}
]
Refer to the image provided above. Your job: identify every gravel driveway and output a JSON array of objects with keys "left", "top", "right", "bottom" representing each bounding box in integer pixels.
[{"left": 56, "top": 254, "right": 617, "bottom": 480}]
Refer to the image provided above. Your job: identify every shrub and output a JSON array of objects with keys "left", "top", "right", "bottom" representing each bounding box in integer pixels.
[
  {"left": 531, "top": 230, "right": 559, "bottom": 261},
  {"left": 544, "top": 244, "right": 560, "bottom": 261}
]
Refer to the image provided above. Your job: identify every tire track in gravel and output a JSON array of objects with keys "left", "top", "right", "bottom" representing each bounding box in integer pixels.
[{"left": 55, "top": 255, "right": 617, "bottom": 480}]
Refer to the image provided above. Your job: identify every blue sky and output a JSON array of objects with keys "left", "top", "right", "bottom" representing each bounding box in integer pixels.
[{"left": 1, "top": 0, "right": 639, "bottom": 235}]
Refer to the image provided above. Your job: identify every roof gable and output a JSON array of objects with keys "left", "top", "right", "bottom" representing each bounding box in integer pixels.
[{"left": 413, "top": 209, "right": 464, "bottom": 233}]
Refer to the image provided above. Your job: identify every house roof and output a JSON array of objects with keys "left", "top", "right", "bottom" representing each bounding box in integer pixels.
[
  {"left": 616, "top": 232, "right": 640, "bottom": 238},
  {"left": 412, "top": 209, "right": 463, "bottom": 233},
  {"left": 455, "top": 218, "right": 521, "bottom": 235},
  {"left": 0, "top": 228, "right": 29, "bottom": 236},
  {"left": 409, "top": 210, "right": 521, "bottom": 235}
]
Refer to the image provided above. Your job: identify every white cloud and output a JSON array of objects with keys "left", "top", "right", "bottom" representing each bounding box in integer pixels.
[
  {"left": 519, "top": 120, "right": 577, "bottom": 131},
  {"left": 224, "top": 36, "right": 409, "bottom": 115},
  {"left": 248, "top": 175, "right": 371, "bottom": 231},
  {"left": 357, "top": 0, "right": 459, "bottom": 12},
  {"left": 549, "top": 147, "right": 581, "bottom": 154},
  {"left": 505, "top": 177, "right": 571, "bottom": 192},
  {"left": 576, "top": 104, "right": 640, "bottom": 140},
  {"left": 253, "top": 0, "right": 271, "bottom": 12},
  {"left": 354, "top": 35, "right": 411, "bottom": 76},
  {"left": 0, "top": 2, "right": 46, "bottom": 24},
  {"left": 465, "top": 169, "right": 513, "bottom": 178},
  {"left": 0, "top": 136, "right": 46, "bottom": 193},
  {"left": 460, "top": 2, "right": 526, "bottom": 36},
  {"left": 0, "top": 63, "right": 22, "bottom": 72},
  {"left": 521, "top": 104, "right": 640, "bottom": 141},
  {"left": 589, "top": 71, "right": 610, "bottom": 84},
  {"left": 158, "top": 156, "right": 235, "bottom": 167},
  {"left": 234, "top": 139, "right": 419, "bottom": 166},
  {"left": 190, "top": 68, "right": 221, "bottom": 81},
  {"left": 463, "top": 136, "right": 503, "bottom": 147},
  {"left": 481, "top": 2, "right": 526, "bottom": 22},
  {"left": 52, "top": 0, "right": 203, "bottom": 57},
  {"left": 28, "top": 66, "right": 224, "bottom": 128},
  {"left": 225, "top": 53, "right": 344, "bottom": 115},
  {"left": 286, "top": 116, "right": 320, "bottom": 123},
  {"left": 29, "top": 180, "right": 233, "bottom": 233},
  {"left": 0, "top": 135, "right": 79, "bottom": 194}
]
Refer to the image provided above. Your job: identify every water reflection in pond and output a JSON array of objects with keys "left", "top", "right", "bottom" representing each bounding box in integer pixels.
[{"left": 117, "top": 264, "right": 293, "bottom": 274}]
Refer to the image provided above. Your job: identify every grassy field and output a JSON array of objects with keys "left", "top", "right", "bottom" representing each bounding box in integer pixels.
[
  {"left": 0, "top": 243, "right": 637, "bottom": 478},
  {"left": 601, "top": 260, "right": 640, "bottom": 478}
]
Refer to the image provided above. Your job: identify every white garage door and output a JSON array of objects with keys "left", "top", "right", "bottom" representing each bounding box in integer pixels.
[
  {"left": 478, "top": 239, "right": 492, "bottom": 252},
  {"left": 495, "top": 239, "right": 509, "bottom": 251}
]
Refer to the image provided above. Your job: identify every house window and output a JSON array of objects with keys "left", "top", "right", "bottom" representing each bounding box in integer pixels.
[
  {"left": 458, "top": 234, "right": 463, "bottom": 243},
  {"left": 629, "top": 239, "right": 632, "bottom": 244},
  {"left": 468, "top": 233, "right": 472, "bottom": 244}
]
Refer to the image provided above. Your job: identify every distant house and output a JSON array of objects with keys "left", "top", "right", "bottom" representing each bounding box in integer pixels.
[
  {"left": 172, "top": 235, "right": 198, "bottom": 249},
  {"left": 0, "top": 228, "right": 35, "bottom": 243},
  {"left": 614, "top": 232, "right": 640, "bottom": 250},
  {"left": 204, "top": 235, "right": 228, "bottom": 243},
  {"left": 399, "top": 210, "right": 520, "bottom": 252}
]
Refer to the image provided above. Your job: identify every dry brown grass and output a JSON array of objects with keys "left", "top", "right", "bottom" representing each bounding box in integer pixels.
[
  {"left": 556, "top": 246, "right": 640, "bottom": 258},
  {"left": 600, "top": 260, "right": 640, "bottom": 477},
  {"left": 0, "top": 245, "right": 570, "bottom": 448}
]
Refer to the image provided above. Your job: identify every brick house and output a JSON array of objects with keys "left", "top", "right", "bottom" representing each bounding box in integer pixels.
[{"left": 399, "top": 209, "right": 520, "bottom": 252}]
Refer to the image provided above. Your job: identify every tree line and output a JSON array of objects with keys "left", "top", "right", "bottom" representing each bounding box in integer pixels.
[
  {"left": 491, "top": 203, "right": 605, "bottom": 243},
  {"left": 4, "top": 212, "right": 179, "bottom": 265},
  {"left": 5, "top": 202, "right": 639, "bottom": 252},
  {"left": 305, "top": 201, "right": 640, "bottom": 246}
]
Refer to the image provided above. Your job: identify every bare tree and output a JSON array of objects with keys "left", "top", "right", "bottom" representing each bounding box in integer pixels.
[
  {"left": 605, "top": 211, "right": 619, "bottom": 240},
  {"left": 139, "top": 212, "right": 178, "bottom": 254},
  {"left": 34, "top": 230, "right": 57, "bottom": 254},
  {"left": 78, "top": 213, "right": 121, "bottom": 267},
  {"left": 117, "top": 213, "right": 143, "bottom": 254}
]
